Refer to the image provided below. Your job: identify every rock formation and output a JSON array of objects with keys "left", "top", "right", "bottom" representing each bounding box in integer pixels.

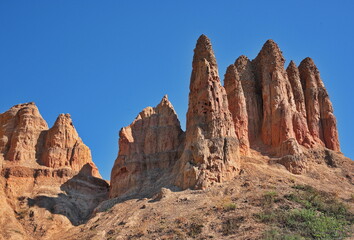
[
  {"left": 109, "top": 35, "right": 342, "bottom": 199},
  {"left": 173, "top": 35, "right": 240, "bottom": 190},
  {"left": 224, "top": 64, "right": 250, "bottom": 154},
  {"left": 110, "top": 95, "right": 184, "bottom": 198},
  {"left": 228, "top": 40, "right": 340, "bottom": 173},
  {"left": 110, "top": 35, "right": 241, "bottom": 198},
  {"left": 298, "top": 58, "right": 340, "bottom": 151},
  {"left": 253, "top": 40, "right": 296, "bottom": 149},
  {"left": 0, "top": 102, "right": 108, "bottom": 239},
  {"left": 234, "top": 56, "right": 263, "bottom": 146},
  {"left": 286, "top": 61, "right": 313, "bottom": 147},
  {"left": 41, "top": 113, "right": 100, "bottom": 178},
  {"left": 0, "top": 103, "right": 48, "bottom": 162},
  {"left": 0, "top": 103, "right": 101, "bottom": 177}
]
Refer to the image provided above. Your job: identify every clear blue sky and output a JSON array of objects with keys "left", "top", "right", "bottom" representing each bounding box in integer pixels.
[{"left": 1, "top": 1, "right": 353, "bottom": 180}]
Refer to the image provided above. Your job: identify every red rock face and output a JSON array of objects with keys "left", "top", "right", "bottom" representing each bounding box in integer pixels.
[
  {"left": 0, "top": 103, "right": 102, "bottom": 178},
  {"left": 224, "top": 64, "right": 249, "bottom": 154},
  {"left": 41, "top": 113, "right": 101, "bottom": 178},
  {"left": 229, "top": 40, "right": 339, "bottom": 156},
  {"left": 286, "top": 61, "right": 313, "bottom": 147},
  {"left": 234, "top": 56, "right": 263, "bottom": 145},
  {"left": 174, "top": 35, "right": 240, "bottom": 190},
  {"left": 0, "top": 103, "right": 48, "bottom": 162},
  {"left": 109, "top": 36, "right": 342, "bottom": 198},
  {"left": 110, "top": 95, "right": 184, "bottom": 198},
  {"left": 253, "top": 40, "right": 296, "bottom": 149},
  {"left": 298, "top": 58, "right": 340, "bottom": 151}
]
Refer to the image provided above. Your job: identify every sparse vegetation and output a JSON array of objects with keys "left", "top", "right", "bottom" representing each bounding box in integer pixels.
[
  {"left": 255, "top": 184, "right": 354, "bottom": 239},
  {"left": 262, "top": 190, "right": 279, "bottom": 207},
  {"left": 223, "top": 202, "right": 237, "bottom": 211}
]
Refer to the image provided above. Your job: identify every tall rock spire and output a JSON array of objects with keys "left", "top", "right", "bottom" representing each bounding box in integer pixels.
[
  {"left": 224, "top": 64, "right": 250, "bottom": 154},
  {"left": 298, "top": 58, "right": 340, "bottom": 151},
  {"left": 174, "top": 35, "right": 240, "bottom": 189},
  {"left": 253, "top": 40, "right": 296, "bottom": 149},
  {"left": 234, "top": 55, "right": 263, "bottom": 144},
  {"left": 286, "top": 61, "right": 313, "bottom": 147}
]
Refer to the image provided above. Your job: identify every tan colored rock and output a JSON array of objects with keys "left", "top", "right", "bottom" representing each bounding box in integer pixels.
[
  {"left": 174, "top": 35, "right": 240, "bottom": 190},
  {"left": 253, "top": 40, "right": 296, "bottom": 149},
  {"left": 234, "top": 55, "right": 263, "bottom": 144},
  {"left": 298, "top": 58, "right": 340, "bottom": 151},
  {"left": 224, "top": 64, "right": 250, "bottom": 154},
  {"left": 0, "top": 103, "right": 48, "bottom": 162},
  {"left": 286, "top": 61, "right": 313, "bottom": 147},
  {"left": 110, "top": 95, "right": 183, "bottom": 198},
  {"left": 0, "top": 104, "right": 108, "bottom": 239},
  {"left": 41, "top": 114, "right": 101, "bottom": 178}
]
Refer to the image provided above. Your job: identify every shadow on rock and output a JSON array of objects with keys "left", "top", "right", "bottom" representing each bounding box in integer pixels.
[{"left": 27, "top": 163, "right": 109, "bottom": 226}]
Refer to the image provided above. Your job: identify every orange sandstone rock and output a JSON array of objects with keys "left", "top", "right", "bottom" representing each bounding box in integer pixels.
[
  {"left": 41, "top": 113, "right": 101, "bottom": 178},
  {"left": 234, "top": 56, "right": 263, "bottom": 145},
  {"left": 0, "top": 103, "right": 48, "bottom": 162},
  {"left": 224, "top": 64, "right": 249, "bottom": 154},
  {"left": 174, "top": 35, "right": 240, "bottom": 190},
  {"left": 298, "top": 58, "right": 340, "bottom": 151},
  {"left": 253, "top": 40, "right": 296, "bottom": 149},
  {"left": 110, "top": 95, "right": 183, "bottom": 198},
  {"left": 286, "top": 61, "right": 313, "bottom": 147}
]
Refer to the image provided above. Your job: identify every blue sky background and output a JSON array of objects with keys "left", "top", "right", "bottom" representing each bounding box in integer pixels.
[{"left": 1, "top": 1, "right": 353, "bottom": 180}]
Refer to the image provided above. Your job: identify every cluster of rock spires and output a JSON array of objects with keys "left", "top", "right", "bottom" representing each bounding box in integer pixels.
[
  {"left": 0, "top": 35, "right": 346, "bottom": 240},
  {"left": 0, "top": 35, "right": 340, "bottom": 202},
  {"left": 110, "top": 35, "right": 340, "bottom": 198}
]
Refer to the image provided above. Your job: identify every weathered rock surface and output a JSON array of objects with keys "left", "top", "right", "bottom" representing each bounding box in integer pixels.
[
  {"left": 298, "top": 58, "right": 340, "bottom": 151},
  {"left": 0, "top": 103, "right": 101, "bottom": 177},
  {"left": 224, "top": 64, "right": 250, "bottom": 154},
  {"left": 110, "top": 36, "right": 342, "bottom": 199},
  {"left": 234, "top": 55, "right": 263, "bottom": 145},
  {"left": 0, "top": 103, "right": 108, "bottom": 239},
  {"left": 253, "top": 40, "right": 296, "bottom": 149},
  {"left": 0, "top": 103, "right": 48, "bottom": 162},
  {"left": 229, "top": 40, "right": 340, "bottom": 173},
  {"left": 110, "top": 95, "right": 184, "bottom": 198},
  {"left": 286, "top": 61, "right": 313, "bottom": 147},
  {"left": 173, "top": 35, "right": 240, "bottom": 190},
  {"left": 41, "top": 113, "right": 100, "bottom": 178}
]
